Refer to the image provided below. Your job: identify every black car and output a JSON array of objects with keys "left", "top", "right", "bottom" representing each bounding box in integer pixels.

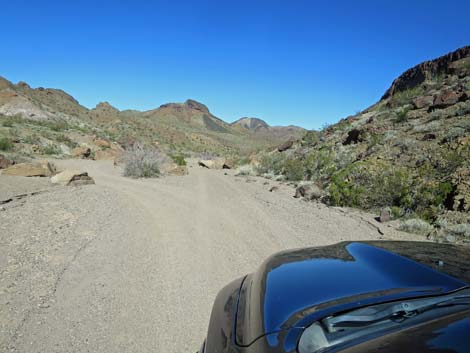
[{"left": 199, "top": 241, "right": 470, "bottom": 353}]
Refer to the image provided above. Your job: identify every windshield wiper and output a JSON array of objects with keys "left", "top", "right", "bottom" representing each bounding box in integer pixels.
[{"left": 325, "top": 295, "right": 470, "bottom": 330}]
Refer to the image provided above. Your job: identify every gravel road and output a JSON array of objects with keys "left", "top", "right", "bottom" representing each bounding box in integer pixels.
[{"left": 0, "top": 159, "right": 419, "bottom": 352}]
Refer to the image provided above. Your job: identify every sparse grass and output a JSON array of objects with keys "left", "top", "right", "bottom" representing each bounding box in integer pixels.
[
  {"left": 0, "top": 137, "right": 13, "bottom": 151},
  {"left": 42, "top": 144, "right": 61, "bottom": 155},
  {"left": 392, "top": 86, "right": 425, "bottom": 106},
  {"left": 398, "top": 218, "right": 434, "bottom": 235},
  {"left": 123, "top": 145, "right": 167, "bottom": 178},
  {"left": 235, "top": 164, "right": 254, "bottom": 176}
]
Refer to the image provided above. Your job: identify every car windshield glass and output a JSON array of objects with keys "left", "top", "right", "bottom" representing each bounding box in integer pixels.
[{"left": 298, "top": 288, "right": 470, "bottom": 353}]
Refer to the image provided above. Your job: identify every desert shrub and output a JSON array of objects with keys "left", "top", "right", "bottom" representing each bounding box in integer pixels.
[
  {"left": 392, "top": 86, "right": 424, "bottom": 106},
  {"left": 303, "top": 146, "right": 354, "bottom": 183},
  {"left": 398, "top": 218, "right": 434, "bottom": 235},
  {"left": 42, "top": 144, "right": 61, "bottom": 155},
  {"left": 301, "top": 131, "right": 320, "bottom": 146},
  {"left": 255, "top": 152, "right": 287, "bottom": 176},
  {"left": 283, "top": 158, "right": 305, "bottom": 181},
  {"left": 2, "top": 119, "right": 13, "bottom": 127},
  {"left": 394, "top": 107, "right": 410, "bottom": 123},
  {"left": 0, "top": 137, "right": 13, "bottom": 151},
  {"left": 123, "top": 145, "right": 166, "bottom": 178},
  {"left": 327, "top": 162, "right": 413, "bottom": 210},
  {"left": 22, "top": 134, "right": 41, "bottom": 145},
  {"left": 235, "top": 164, "right": 254, "bottom": 176},
  {"left": 170, "top": 154, "right": 187, "bottom": 166},
  {"left": 47, "top": 121, "right": 69, "bottom": 132}
]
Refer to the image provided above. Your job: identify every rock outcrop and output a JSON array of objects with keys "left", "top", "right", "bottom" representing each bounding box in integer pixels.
[
  {"left": 1, "top": 161, "right": 56, "bottom": 177},
  {"left": 382, "top": 46, "right": 470, "bottom": 99}
]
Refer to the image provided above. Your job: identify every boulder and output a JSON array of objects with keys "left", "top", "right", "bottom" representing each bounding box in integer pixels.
[
  {"left": 379, "top": 207, "right": 392, "bottom": 223},
  {"left": 294, "top": 184, "right": 324, "bottom": 200},
  {"left": 1, "top": 161, "right": 55, "bottom": 177},
  {"left": 198, "top": 158, "right": 226, "bottom": 169},
  {"left": 50, "top": 169, "right": 95, "bottom": 186},
  {"left": 277, "top": 140, "right": 294, "bottom": 152},
  {"left": 72, "top": 146, "right": 91, "bottom": 159},
  {"left": 0, "top": 154, "right": 12, "bottom": 169},
  {"left": 432, "top": 90, "right": 461, "bottom": 109},
  {"left": 269, "top": 186, "right": 279, "bottom": 192},
  {"left": 413, "top": 95, "right": 434, "bottom": 109}
]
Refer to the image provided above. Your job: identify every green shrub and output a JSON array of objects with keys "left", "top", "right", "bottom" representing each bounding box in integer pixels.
[
  {"left": 170, "top": 154, "right": 187, "bottom": 166},
  {"left": 55, "top": 134, "right": 77, "bottom": 148},
  {"left": 255, "top": 152, "right": 287, "bottom": 176},
  {"left": 42, "top": 144, "right": 61, "bottom": 155},
  {"left": 284, "top": 158, "right": 305, "bottom": 181},
  {"left": 326, "top": 162, "right": 413, "bottom": 210},
  {"left": 22, "top": 134, "right": 41, "bottom": 145},
  {"left": 394, "top": 108, "right": 410, "bottom": 123},
  {"left": 0, "top": 137, "right": 13, "bottom": 151},
  {"left": 391, "top": 86, "right": 424, "bottom": 106}
]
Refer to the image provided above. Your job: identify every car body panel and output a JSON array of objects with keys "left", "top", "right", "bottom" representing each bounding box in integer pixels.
[
  {"left": 202, "top": 241, "right": 470, "bottom": 353},
  {"left": 236, "top": 242, "right": 468, "bottom": 346}
]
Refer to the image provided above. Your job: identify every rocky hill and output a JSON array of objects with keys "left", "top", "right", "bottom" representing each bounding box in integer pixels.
[
  {"left": 0, "top": 77, "right": 304, "bottom": 159},
  {"left": 231, "top": 117, "right": 305, "bottom": 141},
  {"left": 253, "top": 46, "right": 470, "bottom": 241}
]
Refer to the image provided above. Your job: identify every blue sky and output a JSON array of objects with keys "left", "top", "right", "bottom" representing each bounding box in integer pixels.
[{"left": 1, "top": 1, "right": 468, "bottom": 129}]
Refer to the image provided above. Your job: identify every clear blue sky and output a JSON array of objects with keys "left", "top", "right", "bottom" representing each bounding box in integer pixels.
[{"left": 1, "top": 1, "right": 468, "bottom": 129}]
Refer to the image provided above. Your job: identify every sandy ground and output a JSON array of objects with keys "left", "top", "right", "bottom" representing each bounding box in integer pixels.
[{"left": 0, "top": 159, "right": 421, "bottom": 353}]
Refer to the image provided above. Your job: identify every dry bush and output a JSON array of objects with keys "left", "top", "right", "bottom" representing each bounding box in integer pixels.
[{"left": 123, "top": 144, "right": 168, "bottom": 178}]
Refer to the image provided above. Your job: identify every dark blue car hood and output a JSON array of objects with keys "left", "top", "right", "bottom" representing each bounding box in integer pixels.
[{"left": 235, "top": 241, "right": 469, "bottom": 346}]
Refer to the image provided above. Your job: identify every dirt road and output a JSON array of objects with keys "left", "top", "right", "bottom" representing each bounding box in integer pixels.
[{"left": 0, "top": 160, "right": 417, "bottom": 352}]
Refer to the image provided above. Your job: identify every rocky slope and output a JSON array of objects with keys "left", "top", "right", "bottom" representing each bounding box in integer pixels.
[
  {"left": 0, "top": 78, "right": 303, "bottom": 159},
  {"left": 253, "top": 46, "right": 470, "bottom": 241}
]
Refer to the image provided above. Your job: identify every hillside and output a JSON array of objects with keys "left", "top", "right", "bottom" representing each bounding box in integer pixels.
[
  {"left": 253, "top": 46, "right": 470, "bottom": 240},
  {"left": 0, "top": 78, "right": 304, "bottom": 159}
]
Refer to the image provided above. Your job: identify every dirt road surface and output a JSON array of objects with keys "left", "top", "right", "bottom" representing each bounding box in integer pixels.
[{"left": 0, "top": 159, "right": 418, "bottom": 352}]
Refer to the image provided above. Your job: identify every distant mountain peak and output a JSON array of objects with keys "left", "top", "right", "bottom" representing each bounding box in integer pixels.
[
  {"left": 184, "top": 99, "right": 209, "bottom": 113},
  {"left": 94, "top": 101, "right": 119, "bottom": 112},
  {"left": 231, "top": 117, "right": 269, "bottom": 130}
]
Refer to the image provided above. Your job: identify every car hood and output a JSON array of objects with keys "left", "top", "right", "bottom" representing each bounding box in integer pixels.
[{"left": 235, "top": 241, "right": 469, "bottom": 347}]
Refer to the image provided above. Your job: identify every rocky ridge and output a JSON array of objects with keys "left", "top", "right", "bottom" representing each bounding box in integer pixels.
[{"left": 252, "top": 45, "right": 470, "bottom": 242}]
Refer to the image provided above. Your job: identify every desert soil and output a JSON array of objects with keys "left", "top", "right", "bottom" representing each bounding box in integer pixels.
[{"left": 0, "top": 159, "right": 420, "bottom": 353}]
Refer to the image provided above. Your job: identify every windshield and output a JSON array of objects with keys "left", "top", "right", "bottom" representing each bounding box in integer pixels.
[{"left": 298, "top": 288, "right": 470, "bottom": 353}]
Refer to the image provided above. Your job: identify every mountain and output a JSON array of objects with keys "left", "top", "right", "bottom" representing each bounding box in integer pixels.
[
  {"left": 0, "top": 77, "right": 304, "bottom": 155},
  {"left": 254, "top": 46, "right": 470, "bottom": 236},
  {"left": 231, "top": 117, "right": 305, "bottom": 142},
  {"left": 231, "top": 117, "right": 269, "bottom": 131}
]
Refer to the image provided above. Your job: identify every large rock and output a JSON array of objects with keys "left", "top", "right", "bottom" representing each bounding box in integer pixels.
[
  {"left": 379, "top": 207, "right": 392, "bottom": 223},
  {"left": 198, "top": 158, "right": 227, "bottom": 169},
  {"left": 413, "top": 95, "right": 434, "bottom": 109},
  {"left": 294, "top": 184, "right": 324, "bottom": 200},
  {"left": 50, "top": 169, "right": 95, "bottom": 186},
  {"left": 432, "top": 90, "right": 461, "bottom": 109},
  {"left": 0, "top": 154, "right": 12, "bottom": 169},
  {"left": 1, "top": 161, "right": 55, "bottom": 177},
  {"left": 277, "top": 140, "right": 294, "bottom": 152}
]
